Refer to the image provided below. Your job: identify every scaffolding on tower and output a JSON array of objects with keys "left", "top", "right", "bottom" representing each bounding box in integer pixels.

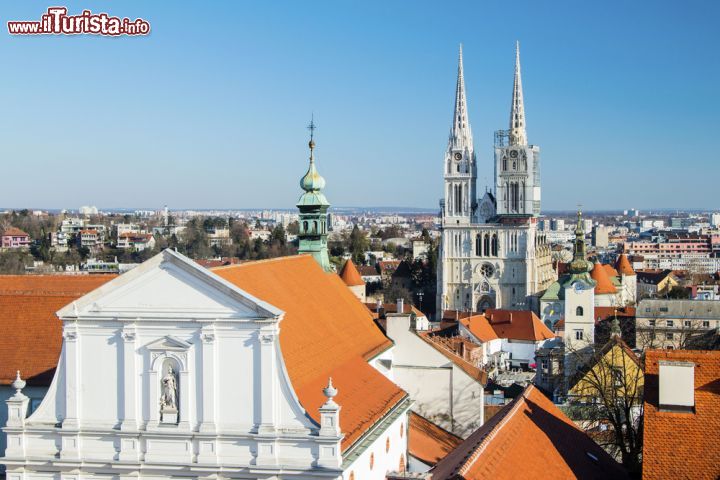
[{"left": 494, "top": 129, "right": 510, "bottom": 148}]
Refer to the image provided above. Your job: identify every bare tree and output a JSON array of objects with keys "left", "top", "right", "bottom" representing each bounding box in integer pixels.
[{"left": 564, "top": 329, "right": 644, "bottom": 476}]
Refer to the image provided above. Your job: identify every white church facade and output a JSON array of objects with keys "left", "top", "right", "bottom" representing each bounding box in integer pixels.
[
  {"left": 437, "top": 44, "right": 555, "bottom": 315},
  {"left": 2, "top": 248, "right": 411, "bottom": 480}
]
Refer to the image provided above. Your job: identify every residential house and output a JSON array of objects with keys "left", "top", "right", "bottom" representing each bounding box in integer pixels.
[
  {"left": 358, "top": 264, "right": 382, "bottom": 285},
  {"left": 642, "top": 349, "right": 720, "bottom": 480},
  {"left": 78, "top": 229, "right": 101, "bottom": 250},
  {"left": 636, "top": 269, "right": 679, "bottom": 298},
  {"left": 484, "top": 309, "right": 555, "bottom": 369},
  {"left": 0, "top": 228, "right": 30, "bottom": 249},
  {"left": 457, "top": 315, "right": 503, "bottom": 367},
  {"left": 406, "top": 385, "right": 628, "bottom": 479},
  {"left": 117, "top": 232, "right": 156, "bottom": 251},
  {"left": 635, "top": 298, "right": 720, "bottom": 350},
  {"left": 339, "top": 259, "right": 366, "bottom": 302}
]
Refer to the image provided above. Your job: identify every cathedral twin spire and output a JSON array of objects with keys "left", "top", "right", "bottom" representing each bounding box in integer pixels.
[
  {"left": 509, "top": 41, "right": 527, "bottom": 146},
  {"left": 450, "top": 45, "right": 473, "bottom": 149}
]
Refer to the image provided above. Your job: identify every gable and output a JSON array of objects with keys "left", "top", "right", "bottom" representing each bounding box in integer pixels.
[{"left": 58, "top": 249, "right": 281, "bottom": 320}]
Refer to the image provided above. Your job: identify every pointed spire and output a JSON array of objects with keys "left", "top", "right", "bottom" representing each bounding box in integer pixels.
[
  {"left": 450, "top": 44, "right": 473, "bottom": 148},
  {"left": 509, "top": 41, "right": 527, "bottom": 146},
  {"left": 300, "top": 116, "right": 326, "bottom": 193}
]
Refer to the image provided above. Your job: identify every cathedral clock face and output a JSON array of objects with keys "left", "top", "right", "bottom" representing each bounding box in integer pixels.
[
  {"left": 510, "top": 150, "right": 518, "bottom": 158},
  {"left": 454, "top": 152, "right": 462, "bottom": 160}
]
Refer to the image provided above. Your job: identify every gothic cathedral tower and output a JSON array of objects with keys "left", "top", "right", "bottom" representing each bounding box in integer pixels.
[
  {"left": 494, "top": 42, "right": 541, "bottom": 218},
  {"left": 442, "top": 46, "right": 477, "bottom": 226}
]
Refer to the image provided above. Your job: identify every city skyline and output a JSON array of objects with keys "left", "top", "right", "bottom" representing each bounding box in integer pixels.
[{"left": 1, "top": 0, "right": 718, "bottom": 211}]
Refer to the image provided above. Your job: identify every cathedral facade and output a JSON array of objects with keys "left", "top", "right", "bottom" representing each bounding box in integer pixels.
[{"left": 437, "top": 44, "right": 555, "bottom": 314}]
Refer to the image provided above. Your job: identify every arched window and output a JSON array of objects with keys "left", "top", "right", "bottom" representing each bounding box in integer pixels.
[
  {"left": 399, "top": 454, "right": 406, "bottom": 472},
  {"left": 386, "top": 437, "right": 390, "bottom": 453},
  {"left": 491, "top": 234, "right": 498, "bottom": 256},
  {"left": 503, "top": 157, "right": 507, "bottom": 171},
  {"left": 313, "top": 221, "right": 318, "bottom": 233},
  {"left": 483, "top": 234, "right": 490, "bottom": 257},
  {"left": 303, "top": 221, "right": 308, "bottom": 233},
  {"left": 370, "top": 453, "right": 375, "bottom": 470},
  {"left": 576, "top": 306, "right": 584, "bottom": 316},
  {"left": 475, "top": 234, "right": 482, "bottom": 256}
]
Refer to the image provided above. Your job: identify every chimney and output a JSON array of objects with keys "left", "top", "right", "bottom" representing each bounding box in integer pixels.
[
  {"left": 659, "top": 360, "right": 695, "bottom": 412},
  {"left": 396, "top": 298, "right": 404, "bottom": 314}
]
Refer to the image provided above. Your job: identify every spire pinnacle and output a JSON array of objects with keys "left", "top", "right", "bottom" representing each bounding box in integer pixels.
[
  {"left": 509, "top": 41, "right": 527, "bottom": 146},
  {"left": 451, "top": 44, "right": 472, "bottom": 148},
  {"left": 300, "top": 117, "right": 325, "bottom": 192}
]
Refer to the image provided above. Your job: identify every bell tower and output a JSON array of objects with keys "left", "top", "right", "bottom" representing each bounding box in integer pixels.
[
  {"left": 442, "top": 45, "right": 477, "bottom": 226},
  {"left": 297, "top": 119, "right": 332, "bottom": 271},
  {"left": 495, "top": 42, "right": 541, "bottom": 218}
]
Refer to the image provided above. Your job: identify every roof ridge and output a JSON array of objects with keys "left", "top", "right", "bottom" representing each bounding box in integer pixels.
[
  {"left": 211, "top": 254, "right": 312, "bottom": 271},
  {"left": 455, "top": 385, "right": 533, "bottom": 477}
]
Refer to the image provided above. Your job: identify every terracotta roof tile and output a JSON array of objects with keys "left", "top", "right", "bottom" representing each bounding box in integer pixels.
[
  {"left": 642, "top": 349, "right": 720, "bottom": 480},
  {"left": 0, "top": 275, "right": 115, "bottom": 385},
  {"left": 1, "top": 227, "right": 29, "bottom": 237},
  {"left": 485, "top": 309, "right": 554, "bottom": 342},
  {"left": 603, "top": 263, "right": 619, "bottom": 278},
  {"left": 591, "top": 261, "right": 618, "bottom": 295},
  {"left": 431, "top": 385, "right": 629, "bottom": 479},
  {"left": 213, "top": 255, "right": 405, "bottom": 451},
  {"left": 419, "top": 332, "right": 487, "bottom": 384},
  {"left": 460, "top": 315, "right": 499, "bottom": 342},
  {"left": 339, "top": 259, "right": 365, "bottom": 286},
  {"left": 408, "top": 411, "right": 462, "bottom": 466}
]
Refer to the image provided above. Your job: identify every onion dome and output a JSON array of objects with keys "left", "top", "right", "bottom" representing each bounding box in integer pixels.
[
  {"left": 300, "top": 139, "right": 326, "bottom": 192},
  {"left": 615, "top": 254, "right": 635, "bottom": 276},
  {"left": 591, "top": 261, "right": 618, "bottom": 295}
]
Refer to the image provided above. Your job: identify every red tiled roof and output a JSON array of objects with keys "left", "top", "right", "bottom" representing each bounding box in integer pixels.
[
  {"left": 213, "top": 255, "right": 406, "bottom": 451},
  {"left": 642, "top": 349, "right": 720, "bottom": 480},
  {"left": 591, "top": 261, "right": 618, "bottom": 295},
  {"left": 603, "top": 264, "right": 619, "bottom": 278},
  {"left": 431, "top": 385, "right": 629, "bottom": 479},
  {"left": 615, "top": 254, "right": 635, "bottom": 276},
  {"left": 1, "top": 227, "right": 29, "bottom": 237},
  {"left": 0, "top": 275, "right": 115, "bottom": 385},
  {"left": 408, "top": 411, "right": 462, "bottom": 466},
  {"left": 419, "top": 332, "right": 487, "bottom": 384},
  {"left": 594, "top": 306, "right": 636, "bottom": 324},
  {"left": 460, "top": 315, "right": 499, "bottom": 342},
  {"left": 339, "top": 259, "right": 365, "bottom": 286},
  {"left": 485, "top": 309, "right": 554, "bottom": 342}
]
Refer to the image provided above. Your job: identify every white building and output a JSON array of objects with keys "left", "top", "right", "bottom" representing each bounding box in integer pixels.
[
  {"left": 437, "top": 44, "right": 554, "bottom": 315},
  {"left": 2, "top": 250, "right": 411, "bottom": 479}
]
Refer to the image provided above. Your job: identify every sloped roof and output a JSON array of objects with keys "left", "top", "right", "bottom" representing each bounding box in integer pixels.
[
  {"left": 419, "top": 332, "right": 487, "bottom": 384},
  {"left": 1, "top": 227, "right": 29, "bottom": 237},
  {"left": 0, "top": 275, "right": 115, "bottom": 385},
  {"left": 485, "top": 309, "right": 554, "bottom": 342},
  {"left": 616, "top": 254, "right": 635, "bottom": 276},
  {"left": 643, "top": 350, "right": 720, "bottom": 479},
  {"left": 339, "top": 259, "right": 365, "bottom": 286},
  {"left": 408, "top": 411, "right": 463, "bottom": 466},
  {"left": 430, "top": 385, "right": 629, "bottom": 479},
  {"left": 603, "top": 264, "right": 619, "bottom": 278},
  {"left": 460, "top": 315, "right": 499, "bottom": 342},
  {"left": 591, "top": 262, "right": 618, "bottom": 295},
  {"left": 213, "top": 255, "right": 405, "bottom": 451}
]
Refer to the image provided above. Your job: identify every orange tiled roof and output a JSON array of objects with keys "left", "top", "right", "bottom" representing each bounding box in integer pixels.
[
  {"left": 591, "top": 261, "right": 618, "bottom": 295},
  {"left": 594, "top": 306, "right": 636, "bottom": 324},
  {"left": 213, "top": 255, "right": 405, "bottom": 451},
  {"left": 1, "top": 227, "right": 29, "bottom": 237},
  {"left": 459, "top": 315, "right": 499, "bottom": 342},
  {"left": 419, "top": 332, "right": 487, "bottom": 384},
  {"left": 0, "top": 275, "right": 115, "bottom": 385},
  {"left": 408, "top": 411, "right": 462, "bottom": 466},
  {"left": 603, "top": 264, "right": 619, "bottom": 278},
  {"left": 615, "top": 253, "right": 635, "bottom": 276},
  {"left": 339, "top": 259, "right": 365, "bottom": 286},
  {"left": 485, "top": 309, "right": 554, "bottom": 342},
  {"left": 642, "top": 349, "right": 720, "bottom": 480},
  {"left": 431, "top": 385, "right": 629, "bottom": 479}
]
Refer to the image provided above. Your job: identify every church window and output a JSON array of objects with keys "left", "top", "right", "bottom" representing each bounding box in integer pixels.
[
  {"left": 491, "top": 234, "right": 498, "bottom": 256},
  {"left": 480, "top": 263, "right": 494, "bottom": 278},
  {"left": 483, "top": 234, "right": 490, "bottom": 257},
  {"left": 575, "top": 330, "right": 584, "bottom": 340},
  {"left": 513, "top": 161, "right": 516, "bottom": 170},
  {"left": 313, "top": 221, "right": 318, "bottom": 233},
  {"left": 503, "top": 157, "right": 507, "bottom": 171},
  {"left": 303, "top": 221, "right": 308, "bottom": 233},
  {"left": 456, "top": 164, "right": 460, "bottom": 173},
  {"left": 370, "top": 453, "right": 375, "bottom": 469},
  {"left": 475, "top": 234, "right": 482, "bottom": 256},
  {"left": 576, "top": 306, "right": 584, "bottom": 316},
  {"left": 386, "top": 437, "right": 390, "bottom": 452}
]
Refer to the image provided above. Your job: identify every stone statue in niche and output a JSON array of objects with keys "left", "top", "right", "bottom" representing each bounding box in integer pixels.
[{"left": 160, "top": 365, "right": 179, "bottom": 424}]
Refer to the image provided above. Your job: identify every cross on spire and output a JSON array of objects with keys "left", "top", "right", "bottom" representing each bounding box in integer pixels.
[{"left": 307, "top": 114, "right": 316, "bottom": 142}]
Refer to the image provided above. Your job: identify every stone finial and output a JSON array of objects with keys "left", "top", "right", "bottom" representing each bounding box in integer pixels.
[
  {"left": 610, "top": 317, "right": 622, "bottom": 338},
  {"left": 322, "top": 377, "right": 338, "bottom": 405},
  {"left": 12, "top": 370, "right": 26, "bottom": 395}
]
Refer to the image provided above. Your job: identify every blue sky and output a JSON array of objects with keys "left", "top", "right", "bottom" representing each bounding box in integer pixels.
[{"left": 1, "top": 0, "right": 718, "bottom": 211}]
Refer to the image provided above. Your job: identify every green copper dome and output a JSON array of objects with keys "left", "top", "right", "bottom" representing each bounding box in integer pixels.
[{"left": 300, "top": 139, "right": 326, "bottom": 192}]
